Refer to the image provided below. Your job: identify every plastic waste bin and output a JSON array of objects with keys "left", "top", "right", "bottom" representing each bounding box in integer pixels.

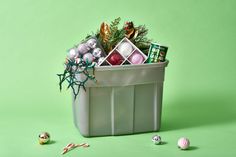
[{"left": 72, "top": 60, "right": 169, "bottom": 137}]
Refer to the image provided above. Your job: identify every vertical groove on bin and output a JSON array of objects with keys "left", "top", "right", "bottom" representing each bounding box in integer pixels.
[
  {"left": 153, "top": 83, "right": 157, "bottom": 130},
  {"left": 77, "top": 88, "right": 90, "bottom": 137},
  {"left": 157, "top": 82, "right": 164, "bottom": 130},
  {"left": 111, "top": 87, "right": 115, "bottom": 135},
  {"left": 89, "top": 87, "right": 112, "bottom": 136},
  {"left": 113, "top": 86, "right": 134, "bottom": 135},
  {"left": 133, "top": 84, "right": 155, "bottom": 133},
  {"left": 87, "top": 88, "right": 90, "bottom": 136},
  {"left": 132, "top": 85, "right": 136, "bottom": 134}
]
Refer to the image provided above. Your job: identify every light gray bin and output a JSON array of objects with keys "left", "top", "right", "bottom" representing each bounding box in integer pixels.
[{"left": 72, "top": 61, "right": 169, "bottom": 137}]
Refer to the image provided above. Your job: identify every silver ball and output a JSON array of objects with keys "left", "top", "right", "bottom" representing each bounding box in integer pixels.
[
  {"left": 92, "top": 48, "right": 102, "bottom": 58},
  {"left": 87, "top": 38, "right": 97, "bottom": 49},
  {"left": 39, "top": 132, "right": 50, "bottom": 145},
  {"left": 67, "top": 48, "right": 78, "bottom": 59},
  {"left": 152, "top": 135, "right": 162, "bottom": 145},
  {"left": 77, "top": 43, "right": 90, "bottom": 55},
  {"left": 97, "top": 57, "right": 105, "bottom": 65}
]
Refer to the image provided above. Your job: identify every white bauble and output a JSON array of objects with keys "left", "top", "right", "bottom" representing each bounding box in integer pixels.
[
  {"left": 177, "top": 137, "right": 190, "bottom": 150},
  {"left": 117, "top": 42, "right": 133, "bottom": 57},
  {"left": 67, "top": 48, "right": 78, "bottom": 59}
]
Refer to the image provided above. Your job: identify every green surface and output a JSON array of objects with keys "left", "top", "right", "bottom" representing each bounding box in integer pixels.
[{"left": 1, "top": 0, "right": 236, "bottom": 156}]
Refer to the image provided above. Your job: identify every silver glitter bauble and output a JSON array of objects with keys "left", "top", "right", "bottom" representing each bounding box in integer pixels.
[
  {"left": 87, "top": 38, "right": 97, "bottom": 49},
  {"left": 83, "top": 53, "right": 94, "bottom": 64},
  {"left": 92, "top": 48, "right": 102, "bottom": 58},
  {"left": 67, "top": 48, "right": 78, "bottom": 59},
  {"left": 39, "top": 132, "right": 50, "bottom": 145},
  {"left": 77, "top": 43, "right": 90, "bottom": 55},
  {"left": 98, "top": 57, "right": 105, "bottom": 65},
  {"left": 152, "top": 135, "right": 162, "bottom": 145}
]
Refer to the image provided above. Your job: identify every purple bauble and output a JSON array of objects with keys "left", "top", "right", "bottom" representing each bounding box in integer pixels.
[
  {"left": 77, "top": 43, "right": 90, "bottom": 55},
  {"left": 83, "top": 53, "right": 94, "bottom": 64},
  {"left": 87, "top": 38, "right": 97, "bottom": 49},
  {"left": 129, "top": 53, "right": 144, "bottom": 64}
]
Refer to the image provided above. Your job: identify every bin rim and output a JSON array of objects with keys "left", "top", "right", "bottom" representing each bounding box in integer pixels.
[{"left": 94, "top": 60, "right": 169, "bottom": 71}]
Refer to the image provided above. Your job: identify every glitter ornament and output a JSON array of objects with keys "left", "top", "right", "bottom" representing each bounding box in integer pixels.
[
  {"left": 86, "top": 38, "right": 97, "bottom": 49},
  {"left": 152, "top": 135, "right": 162, "bottom": 145},
  {"left": 38, "top": 132, "right": 50, "bottom": 145},
  {"left": 129, "top": 53, "right": 144, "bottom": 64},
  {"left": 77, "top": 43, "right": 90, "bottom": 55},
  {"left": 75, "top": 58, "right": 82, "bottom": 64},
  {"left": 177, "top": 137, "right": 190, "bottom": 150},
  {"left": 98, "top": 57, "right": 105, "bottom": 65},
  {"left": 100, "top": 22, "right": 111, "bottom": 43},
  {"left": 107, "top": 52, "right": 124, "bottom": 65},
  {"left": 117, "top": 42, "right": 133, "bottom": 57},
  {"left": 68, "top": 48, "right": 78, "bottom": 59},
  {"left": 92, "top": 48, "right": 102, "bottom": 58},
  {"left": 83, "top": 53, "right": 94, "bottom": 64}
]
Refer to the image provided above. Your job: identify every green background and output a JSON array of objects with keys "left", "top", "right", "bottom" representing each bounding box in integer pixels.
[{"left": 1, "top": 0, "right": 236, "bottom": 156}]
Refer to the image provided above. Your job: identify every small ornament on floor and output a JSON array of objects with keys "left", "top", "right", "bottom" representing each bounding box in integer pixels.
[
  {"left": 177, "top": 137, "right": 190, "bottom": 150},
  {"left": 38, "top": 132, "right": 50, "bottom": 145},
  {"left": 152, "top": 135, "right": 162, "bottom": 145},
  {"left": 61, "top": 143, "right": 89, "bottom": 155}
]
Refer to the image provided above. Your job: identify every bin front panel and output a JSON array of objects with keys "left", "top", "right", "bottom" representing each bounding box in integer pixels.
[
  {"left": 112, "top": 86, "right": 134, "bottom": 135},
  {"left": 73, "top": 61, "right": 168, "bottom": 136},
  {"left": 134, "top": 83, "right": 155, "bottom": 132},
  {"left": 89, "top": 87, "right": 112, "bottom": 136}
]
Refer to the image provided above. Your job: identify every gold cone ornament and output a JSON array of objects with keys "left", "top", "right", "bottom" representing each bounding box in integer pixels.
[{"left": 100, "top": 22, "right": 111, "bottom": 43}]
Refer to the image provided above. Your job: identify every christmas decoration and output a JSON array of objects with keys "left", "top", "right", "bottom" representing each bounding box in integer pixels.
[
  {"left": 177, "top": 137, "right": 190, "bottom": 150},
  {"left": 86, "top": 38, "right": 97, "bottom": 49},
  {"left": 129, "top": 52, "right": 144, "bottom": 64},
  {"left": 117, "top": 41, "right": 133, "bottom": 57},
  {"left": 98, "top": 57, "right": 105, "bottom": 65},
  {"left": 100, "top": 37, "right": 147, "bottom": 66},
  {"left": 148, "top": 43, "right": 168, "bottom": 63},
  {"left": 152, "top": 135, "right": 162, "bottom": 145},
  {"left": 83, "top": 53, "right": 94, "bottom": 65},
  {"left": 92, "top": 48, "right": 102, "bottom": 58},
  {"left": 100, "top": 22, "right": 111, "bottom": 44},
  {"left": 124, "top": 21, "right": 138, "bottom": 39},
  {"left": 67, "top": 48, "right": 78, "bottom": 59},
  {"left": 77, "top": 43, "right": 90, "bottom": 55},
  {"left": 58, "top": 18, "right": 168, "bottom": 98},
  {"left": 107, "top": 51, "right": 124, "bottom": 65},
  {"left": 57, "top": 37, "right": 106, "bottom": 98},
  {"left": 57, "top": 57, "right": 96, "bottom": 98},
  {"left": 38, "top": 132, "right": 50, "bottom": 145},
  {"left": 61, "top": 143, "right": 89, "bottom": 155}
]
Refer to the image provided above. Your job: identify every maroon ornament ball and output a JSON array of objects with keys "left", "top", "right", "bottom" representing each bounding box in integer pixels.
[{"left": 108, "top": 53, "right": 124, "bottom": 65}]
